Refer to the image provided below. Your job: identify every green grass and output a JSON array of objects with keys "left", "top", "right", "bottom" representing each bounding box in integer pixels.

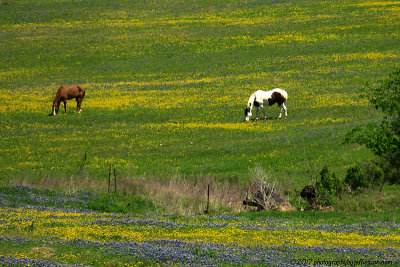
[
  {"left": 1, "top": 0, "right": 399, "bottom": 212},
  {"left": 237, "top": 207, "right": 400, "bottom": 225},
  {"left": 0, "top": 185, "right": 160, "bottom": 214}
]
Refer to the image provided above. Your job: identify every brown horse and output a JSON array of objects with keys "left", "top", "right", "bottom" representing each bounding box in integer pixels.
[{"left": 52, "top": 84, "right": 85, "bottom": 115}]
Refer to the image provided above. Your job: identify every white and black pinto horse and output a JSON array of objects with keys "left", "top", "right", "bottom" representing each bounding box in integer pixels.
[{"left": 244, "top": 88, "right": 288, "bottom": 121}]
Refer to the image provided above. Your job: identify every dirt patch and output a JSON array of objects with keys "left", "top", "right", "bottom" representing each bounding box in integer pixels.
[{"left": 31, "top": 246, "right": 56, "bottom": 258}]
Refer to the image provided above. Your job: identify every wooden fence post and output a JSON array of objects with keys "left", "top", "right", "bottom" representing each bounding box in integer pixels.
[
  {"left": 204, "top": 184, "right": 210, "bottom": 214},
  {"left": 108, "top": 164, "right": 111, "bottom": 194},
  {"left": 114, "top": 168, "right": 117, "bottom": 193}
]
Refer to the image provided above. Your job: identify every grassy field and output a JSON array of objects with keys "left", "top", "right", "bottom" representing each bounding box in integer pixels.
[
  {"left": 1, "top": 0, "right": 400, "bottom": 209},
  {"left": 1, "top": 0, "right": 400, "bottom": 262}
]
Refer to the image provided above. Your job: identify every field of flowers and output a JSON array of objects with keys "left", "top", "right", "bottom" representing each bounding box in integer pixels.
[
  {"left": 0, "top": 186, "right": 399, "bottom": 266},
  {"left": 1, "top": 1, "right": 400, "bottom": 265},
  {"left": 1, "top": 0, "right": 399, "bottom": 186}
]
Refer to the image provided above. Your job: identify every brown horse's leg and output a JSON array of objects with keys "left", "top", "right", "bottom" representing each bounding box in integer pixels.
[
  {"left": 76, "top": 98, "right": 82, "bottom": 113},
  {"left": 63, "top": 99, "right": 67, "bottom": 113}
]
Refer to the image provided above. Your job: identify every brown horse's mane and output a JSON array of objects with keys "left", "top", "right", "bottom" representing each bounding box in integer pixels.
[{"left": 53, "top": 87, "right": 63, "bottom": 105}]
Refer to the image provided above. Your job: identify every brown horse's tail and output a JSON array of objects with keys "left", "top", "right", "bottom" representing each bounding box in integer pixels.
[{"left": 77, "top": 84, "right": 85, "bottom": 98}]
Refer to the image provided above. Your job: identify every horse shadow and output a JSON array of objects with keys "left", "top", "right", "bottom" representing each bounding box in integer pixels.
[{"left": 245, "top": 117, "right": 276, "bottom": 122}]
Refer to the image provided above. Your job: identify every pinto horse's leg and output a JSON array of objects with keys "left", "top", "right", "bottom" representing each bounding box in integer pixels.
[
  {"left": 260, "top": 104, "right": 267, "bottom": 119},
  {"left": 278, "top": 104, "right": 283, "bottom": 119},
  {"left": 255, "top": 106, "right": 259, "bottom": 120},
  {"left": 278, "top": 103, "right": 287, "bottom": 119},
  {"left": 283, "top": 103, "right": 287, "bottom": 118}
]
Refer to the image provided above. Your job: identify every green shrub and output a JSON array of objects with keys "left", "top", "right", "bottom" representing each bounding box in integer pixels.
[
  {"left": 364, "top": 162, "right": 384, "bottom": 187},
  {"left": 316, "top": 166, "right": 343, "bottom": 206},
  {"left": 345, "top": 165, "right": 370, "bottom": 192},
  {"left": 344, "top": 163, "right": 384, "bottom": 192},
  {"left": 345, "top": 69, "right": 400, "bottom": 185}
]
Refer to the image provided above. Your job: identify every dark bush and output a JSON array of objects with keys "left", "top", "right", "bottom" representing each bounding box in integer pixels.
[
  {"left": 345, "top": 69, "right": 400, "bottom": 186},
  {"left": 364, "top": 162, "right": 384, "bottom": 186},
  {"left": 316, "top": 166, "right": 343, "bottom": 206},
  {"left": 344, "top": 163, "right": 384, "bottom": 192},
  {"left": 345, "top": 165, "right": 370, "bottom": 191}
]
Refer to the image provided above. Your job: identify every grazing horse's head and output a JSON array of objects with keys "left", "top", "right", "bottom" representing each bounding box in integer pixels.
[
  {"left": 244, "top": 106, "right": 252, "bottom": 116},
  {"left": 52, "top": 101, "right": 59, "bottom": 116},
  {"left": 244, "top": 94, "right": 255, "bottom": 121},
  {"left": 244, "top": 106, "right": 252, "bottom": 121}
]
